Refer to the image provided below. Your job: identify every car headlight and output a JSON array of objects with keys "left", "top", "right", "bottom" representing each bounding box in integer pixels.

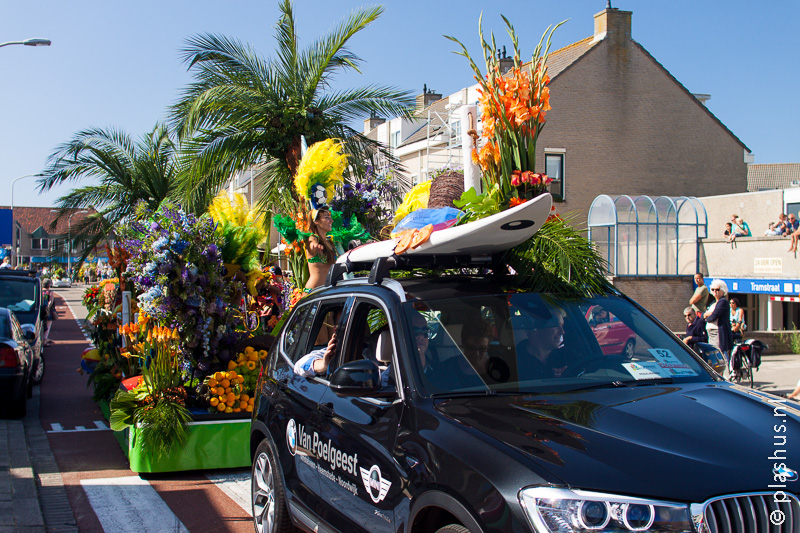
[{"left": 519, "top": 487, "right": 692, "bottom": 533}]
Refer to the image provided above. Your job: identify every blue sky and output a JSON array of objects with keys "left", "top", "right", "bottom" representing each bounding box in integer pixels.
[{"left": 2, "top": 0, "right": 798, "bottom": 207}]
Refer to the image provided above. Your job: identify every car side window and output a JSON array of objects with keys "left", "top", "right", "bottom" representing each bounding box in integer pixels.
[
  {"left": 339, "top": 299, "right": 395, "bottom": 390},
  {"left": 282, "top": 302, "right": 317, "bottom": 363}
]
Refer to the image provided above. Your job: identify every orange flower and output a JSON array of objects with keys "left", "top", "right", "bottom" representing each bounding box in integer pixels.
[{"left": 509, "top": 197, "right": 527, "bottom": 208}]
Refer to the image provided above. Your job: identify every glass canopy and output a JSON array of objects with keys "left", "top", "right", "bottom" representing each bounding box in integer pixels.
[{"left": 588, "top": 195, "right": 708, "bottom": 277}]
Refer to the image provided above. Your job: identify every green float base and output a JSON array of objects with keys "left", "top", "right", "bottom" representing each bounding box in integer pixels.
[
  {"left": 97, "top": 399, "right": 250, "bottom": 473},
  {"left": 125, "top": 418, "right": 251, "bottom": 473}
]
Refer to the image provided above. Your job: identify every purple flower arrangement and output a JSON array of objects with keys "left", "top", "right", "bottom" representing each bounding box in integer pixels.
[
  {"left": 122, "top": 203, "right": 243, "bottom": 376},
  {"left": 331, "top": 166, "right": 402, "bottom": 236}
]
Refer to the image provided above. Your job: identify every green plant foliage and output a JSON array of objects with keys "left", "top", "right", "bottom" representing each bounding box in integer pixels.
[
  {"left": 778, "top": 325, "right": 800, "bottom": 354},
  {"left": 136, "top": 400, "right": 192, "bottom": 459},
  {"left": 505, "top": 214, "right": 612, "bottom": 298},
  {"left": 453, "top": 185, "right": 503, "bottom": 223}
]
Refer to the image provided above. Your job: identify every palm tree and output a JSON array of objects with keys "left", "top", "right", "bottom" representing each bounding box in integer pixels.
[
  {"left": 170, "top": 0, "right": 414, "bottom": 216},
  {"left": 37, "top": 124, "right": 179, "bottom": 261}
]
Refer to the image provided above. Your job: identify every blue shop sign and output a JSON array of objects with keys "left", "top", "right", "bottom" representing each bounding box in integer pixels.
[{"left": 712, "top": 277, "right": 800, "bottom": 295}]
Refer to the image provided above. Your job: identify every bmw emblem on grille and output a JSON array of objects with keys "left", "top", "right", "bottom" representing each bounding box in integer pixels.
[{"left": 774, "top": 464, "right": 798, "bottom": 482}]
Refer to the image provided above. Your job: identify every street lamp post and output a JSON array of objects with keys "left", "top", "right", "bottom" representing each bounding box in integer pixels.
[
  {"left": 10, "top": 174, "right": 38, "bottom": 268},
  {"left": 0, "top": 38, "right": 51, "bottom": 48}
]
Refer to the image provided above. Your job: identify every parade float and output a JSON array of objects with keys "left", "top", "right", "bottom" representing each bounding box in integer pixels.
[{"left": 79, "top": 14, "right": 608, "bottom": 474}]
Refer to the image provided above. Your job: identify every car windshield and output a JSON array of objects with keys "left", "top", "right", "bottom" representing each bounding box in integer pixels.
[
  {"left": 0, "top": 313, "right": 9, "bottom": 338},
  {"left": 0, "top": 279, "right": 39, "bottom": 324},
  {"left": 402, "top": 292, "right": 712, "bottom": 396}
]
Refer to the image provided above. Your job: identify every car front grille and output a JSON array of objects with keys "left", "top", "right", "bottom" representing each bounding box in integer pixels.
[{"left": 691, "top": 493, "right": 800, "bottom": 533}]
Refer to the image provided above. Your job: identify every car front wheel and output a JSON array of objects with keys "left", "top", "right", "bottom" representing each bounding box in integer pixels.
[{"left": 252, "top": 439, "right": 294, "bottom": 533}]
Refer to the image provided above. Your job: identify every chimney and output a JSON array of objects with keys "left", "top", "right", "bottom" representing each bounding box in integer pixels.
[
  {"left": 363, "top": 114, "right": 385, "bottom": 134},
  {"left": 593, "top": 5, "right": 632, "bottom": 45},
  {"left": 498, "top": 45, "right": 514, "bottom": 75},
  {"left": 416, "top": 84, "right": 442, "bottom": 112}
]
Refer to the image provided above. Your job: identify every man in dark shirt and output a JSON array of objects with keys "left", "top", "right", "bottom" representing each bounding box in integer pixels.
[
  {"left": 682, "top": 306, "right": 707, "bottom": 349},
  {"left": 516, "top": 309, "right": 568, "bottom": 380}
]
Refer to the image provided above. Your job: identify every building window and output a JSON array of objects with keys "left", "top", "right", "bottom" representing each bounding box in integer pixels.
[
  {"left": 32, "top": 238, "right": 49, "bottom": 250},
  {"left": 450, "top": 120, "right": 461, "bottom": 143},
  {"left": 545, "top": 153, "right": 565, "bottom": 201},
  {"left": 51, "top": 239, "right": 59, "bottom": 251},
  {"left": 391, "top": 131, "right": 401, "bottom": 149}
]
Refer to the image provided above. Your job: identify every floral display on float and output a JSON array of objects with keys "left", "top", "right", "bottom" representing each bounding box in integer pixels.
[
  {"left": 122, "top": 202, "right": 243, "bottom": 373},
  {"left": 331, "top": 165, "right": 402, "bottom": 238},
  {"left": 445, "top": 16, "right": 564, "bottom": 218}
]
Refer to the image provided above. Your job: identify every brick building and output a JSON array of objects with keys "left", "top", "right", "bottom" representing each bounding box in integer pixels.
[
  {"left": 1, "top": 206, "right": 107, "bottom": 270},
  {"left": 368, "top": 6, "right": 750, "bottom": 221}
]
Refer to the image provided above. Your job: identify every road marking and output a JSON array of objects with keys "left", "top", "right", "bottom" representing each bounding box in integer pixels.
[
  {"left": 48, "top": 421, "right": 109, "bottom": 433},
  {"left": 206, "top": 470, "right": 252, "bottom": 516},
  {"left": 81, "top": 476, "right": 189, "bottom": 532}
]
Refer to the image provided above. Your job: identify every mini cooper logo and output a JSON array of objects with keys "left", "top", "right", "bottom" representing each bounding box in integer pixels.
[
  {"left": 774, "top": 464, "right": 798, "bottom": 482},
  {"left": 359, "top": 465, "right": 392, "bottom": 503},
  {"left": 286, "top": 419, "right": 297, "bottom": 456}
]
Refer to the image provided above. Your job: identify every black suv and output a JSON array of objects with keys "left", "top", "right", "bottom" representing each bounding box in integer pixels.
[
  {"left": 250, "top": 259, "right": 800, "bottom": 533},
  {"left": 0, "top": 270, "right": 45, "bottom": 384}
]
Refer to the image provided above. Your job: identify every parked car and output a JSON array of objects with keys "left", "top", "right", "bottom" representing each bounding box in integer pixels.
[
  {"left": 0, "top": 270, "right": 45, "bottom": 384},
  {"left": 0, "top": 307, "right": 34, "bottom": 417},
  {"left": 52, "top": 277, "right": 72, "bottom": 288},
  {"left": 585, "top": 304, "right": 637, "bottom": 358},
  {"left": 250, "top": 256, "right": 800, "bottom": 533}
]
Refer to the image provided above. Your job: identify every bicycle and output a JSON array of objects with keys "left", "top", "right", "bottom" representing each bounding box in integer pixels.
[{"left": 729, "top": 339, "right": 767, "bottom": 388}]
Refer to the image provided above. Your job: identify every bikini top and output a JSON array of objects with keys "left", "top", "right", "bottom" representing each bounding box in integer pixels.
[{"left": 307, "top": 235, "right": 332, "bottom": 264}]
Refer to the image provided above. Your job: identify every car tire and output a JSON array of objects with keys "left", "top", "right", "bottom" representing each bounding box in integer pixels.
[
  {"left": 435, "top": 525, "right": 471, "bottom": 533},
  {"left": 252, "top": 439, "right": 294, "bottom": 533},
  {"left": 622, "top": 339, "right": 635, "bottom": 360},
  {"left": 32, "top": 357, "right": 44, "bottom": 385}
]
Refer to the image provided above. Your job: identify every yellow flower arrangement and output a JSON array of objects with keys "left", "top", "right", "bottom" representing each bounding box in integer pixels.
[
  {"left": 294, "top": 138, "right": 348, "bottom": 209},
  {"left": 393, "top": 181, "right": 432, "bottom": 225}
]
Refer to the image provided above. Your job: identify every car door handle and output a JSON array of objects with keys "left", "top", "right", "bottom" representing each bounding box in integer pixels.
[{"left": 318, "top": 402, "right": 335, "bottom": 417}]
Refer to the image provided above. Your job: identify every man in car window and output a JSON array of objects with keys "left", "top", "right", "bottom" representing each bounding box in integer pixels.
[
  {"left": 516, "top": 309, "right": 568, "bottom": 380},
  {"left": 293, "top": 331, "right": 339, "bottom": 377}
]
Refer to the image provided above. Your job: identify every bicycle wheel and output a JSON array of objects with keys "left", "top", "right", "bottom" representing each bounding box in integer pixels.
[{"left": 742, "top": 356, "right": 753, "bottom": 388}]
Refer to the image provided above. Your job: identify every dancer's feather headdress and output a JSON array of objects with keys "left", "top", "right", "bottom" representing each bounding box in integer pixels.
[{"left": 294, "top": 139, "right": 347, "bottom": 210}]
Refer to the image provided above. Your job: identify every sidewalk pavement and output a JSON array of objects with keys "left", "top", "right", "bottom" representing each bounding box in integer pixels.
[{"left": 0, "top": 383, "right": 78, "bottom": 532}]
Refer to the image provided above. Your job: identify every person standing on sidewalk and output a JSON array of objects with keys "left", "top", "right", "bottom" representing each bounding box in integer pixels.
[
  {"left": 704, "top": 279, "right": 732, "bottom": 367},
  {"left": 690, "top": 273, "right": 710, "bottom": 317}
]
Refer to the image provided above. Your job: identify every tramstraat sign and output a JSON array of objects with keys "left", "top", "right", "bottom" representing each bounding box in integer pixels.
[{"left": 714, "top": 277, "right": 800, "bottom": 295}]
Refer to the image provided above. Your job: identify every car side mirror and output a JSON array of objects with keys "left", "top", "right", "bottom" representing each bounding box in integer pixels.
[
  {"left": 20, "top": 324, "right": 36, "bottom": 344},
  {"left": 330, "top": 359, "right": 388, "bottom": 397}
]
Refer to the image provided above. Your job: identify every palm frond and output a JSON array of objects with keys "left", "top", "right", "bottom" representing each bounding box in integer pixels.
[{"left": 506, "top": 213, "right": 612, "bottom": 297}]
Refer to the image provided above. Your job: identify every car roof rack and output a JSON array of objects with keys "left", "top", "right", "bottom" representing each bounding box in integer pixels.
[{"left": 325, "top": 253, "right": 503, "bottom": 287}]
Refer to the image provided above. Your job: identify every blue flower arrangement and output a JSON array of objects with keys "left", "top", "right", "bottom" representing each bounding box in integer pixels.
[{"left": 122, "top": 202, "right": 243, "bottom": 376}]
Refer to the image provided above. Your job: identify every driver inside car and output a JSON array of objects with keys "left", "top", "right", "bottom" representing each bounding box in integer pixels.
[{"left": 515, "top": 308, "right": 569, "bottom": 380}]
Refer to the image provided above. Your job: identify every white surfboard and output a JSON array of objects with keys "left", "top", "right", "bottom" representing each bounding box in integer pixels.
[{"left": 338, "top": 192, "right": 553, "bottom": 264}]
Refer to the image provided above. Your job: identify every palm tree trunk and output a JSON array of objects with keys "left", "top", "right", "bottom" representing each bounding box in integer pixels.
[{"left": 285, "top": 135, "right": 302, "bottom": 177}]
